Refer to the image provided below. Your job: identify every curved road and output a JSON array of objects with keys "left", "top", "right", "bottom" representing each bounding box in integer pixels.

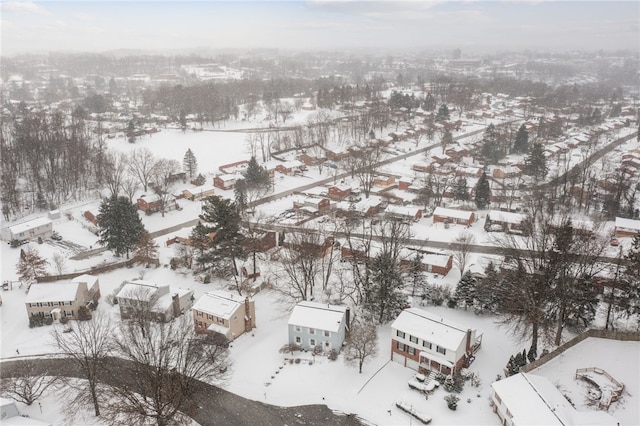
[{"left": 0, "top": 356, "right": 363, "bottom": 426}]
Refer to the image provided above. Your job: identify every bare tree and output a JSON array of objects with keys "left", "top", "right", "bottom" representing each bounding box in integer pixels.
[
  {"left": 128, "top": 148, "right": 157, "bottom": 192},
  {"left": 451, "top": 231, "right": 476, "bottom": 277},
  {"left": 349, "top": 145, "right": 382, "bottom": 199},
  {"left": 104, "top": 151, "right": 129, "bottom": 197},
  {"left": 343, "top": 320, "right": 378, "bottom": 374},
  {"left": 132, "top": 231, "right": 159, "bottom": 267},
  {"left": 51, "top": 251, "right": 67, "bottom": 276},
  {"left": 151, "top": 158, "right": 180, "bottom": 217},
  {"left": 121, "top": 175, "right": 140, "bottom": 203},
  {"left": 51, "top": 312, "right": 113, "bottom": 417},
  {"left": 0, "top": 361, "right": 58, "bottom": 405},
  {"left": 104, "top": 316, "right": 230, "bottom": 426}
]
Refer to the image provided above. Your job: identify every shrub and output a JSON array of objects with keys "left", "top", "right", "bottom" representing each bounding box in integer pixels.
[
  {"left": 434, "top": 372, "right": 447, "bottom": 385},
  {"left": 444, "top": 394, "right": 459, "bottom": 410},
  {"left": 279, "top": 343, "right": 301, "bottom": 354},
  {"left": 313, "top": 345, "right": 323, "bottom": 355},
  {"left": 29, "top": 316, "right": 44, "bottom": 328},
  {"left": 328, "top": 350, "right": 338, "bottom": 361},
  {"left": 77, "top": 305, "right": 92, "bottom": 321},
  {"left": 294, "top": 358, "right": 301, "bottom": 364},
  {"left": 43, "top": 317, "right": 53, "bottom": 325},
  {"left": 59, "top": 316, "right": 69, "bottom": 325}
]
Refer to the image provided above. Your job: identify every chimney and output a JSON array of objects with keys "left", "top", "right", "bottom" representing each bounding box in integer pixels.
[
  {"left": 465, "top": 329, "right": 472, "bottom": 354},
  {"left": 244, "top": 297, "right": 252, "bottom": 332},
  {"left": 171, "top": 294, "right": 180, "bottom": 319},
  {"left": 345, "top": 307, "right": 351, "bottom": 331}
]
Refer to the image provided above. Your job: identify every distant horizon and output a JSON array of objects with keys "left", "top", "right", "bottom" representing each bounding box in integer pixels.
[{"left": 1, "top": 1, "right": 638, "bottom": 57}]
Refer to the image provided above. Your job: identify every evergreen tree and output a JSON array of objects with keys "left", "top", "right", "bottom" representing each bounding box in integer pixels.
[
  {"left": 480, "top": 123, "right": 503, "bottom": 164},
  {"left": 513, "top": 124, "right": 529, "bottom": 154},
  {"left": 35, "top": 192, "right": 47, "bottom": 210},
  {"left": 190, "top": 221, "right": 214, "bottom": 272},
  {"left": 17, "top": 247, "right": 49, "bottom": 285},
  {"left": 193, "top": 173, "right": 206, "bottom": 186},
  {"left": 366, "top": 251, "right": 406, "bottom": 324},
  {"left": 127, "top": 120, "right": 136, "bottom": 144},
  {"left": 454, "top": 177, "right": 469, "bottom": 202},
  {"left": 454, "top": 270, "right": 476, "bottom": 310},
  {"left": 435, "top": 104, "right": 450, "bottom": 121},
  {"left": 474, "top": 261, "right": 499, "bottom": 313},
  {"left": 183, "top": 148, "right": 198, "bottom": 178},
  {"left": 525, "top": 143, "right": 548, "bottom": 180},
  {"left": 408, "top": 254, "right": 427, "bottom": 297},
  {"left": 179, "top": 110, "right": 187, "bottom": 131},
  {"left": 239, "top": 156, "right": 271, "bottom": 212},
  {"left": 244, "top": 156, "right": 271, "bottom": 188},
  {"left": 198, "top": 196, "right": 245, "bottom": 290},
  {"left": 97, "top": 195, "right": 145, "bottom": 258},
  {"left": 474, "top": 170, "right": 491, "bottom": 209},
  {"left": 620, "top": 233, "right": 640, "bottom": 319}
]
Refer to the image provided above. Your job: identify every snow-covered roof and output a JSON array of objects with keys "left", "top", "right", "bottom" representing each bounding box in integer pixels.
[
  {"left": 192, "top": 291, "right": 243, "bottom": 320},
  {"left": 184, "top": 184, "right": 216, "bottom": 194},
  {"left": 71, "top": 274, "right": 98, "bottom": 288},
  {"left": 288, "top": 301, "right": 347, "bottom": 333},
  {"left": 385, "top": 204, "right": 421, "bottom": 217},
  {"left": 10, "top": 217, "right": 52, "bottom": 234},
  {"left": 491, "top": 373, "right": 619, "bottom": 426},
  {"left": 138, "top": 193, "right": 161, "bottom": 203},
  {"left": 615, "top": 217, "right": 640, "bottom": 231},
  {"left": 433, "top": 207, "right": 475, "bottom": 220},
  {"left": 26, "top": 282, "right": 80, "bottom": 304},
  {"left": 488, "top": 210, "right": 526, "bottom": 224},
  {"left": 391, "top": 308, "right": 472, "bottom": 351},
  {"left": 422, "top": 254, "right": 451, "bottom": 268}
]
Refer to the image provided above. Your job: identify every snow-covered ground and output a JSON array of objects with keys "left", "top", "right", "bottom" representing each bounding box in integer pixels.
[{"left": 2, "top": 110, "right": 639, "bottom": 425}]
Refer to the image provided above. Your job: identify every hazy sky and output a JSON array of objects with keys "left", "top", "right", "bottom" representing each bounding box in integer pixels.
[{"left": 1, "top": 1, "right": 638, "bottom": 55}]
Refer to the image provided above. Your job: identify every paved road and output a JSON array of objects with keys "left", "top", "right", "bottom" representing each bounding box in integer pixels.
[{"left": 0, "top": 357, "right": 364, "bottom": 426}]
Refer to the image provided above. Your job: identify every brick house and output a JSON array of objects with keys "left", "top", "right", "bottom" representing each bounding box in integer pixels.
[
  {"left": 182, "top": 184, "right": 216, "bottom": 201},
  {"left": 614, "top": 217, "right": 640, "bottom": 237},
  {"left": 391, "top": 308, "right": 481, "bottom": 375},
  {"left": 432, "top": 207, "right": 476, "bottom": 226},
  {"left": 192, "top": 291, "right": 256, "bottom": 341},
  {"left": 293, "top": 196, "right": 330, "bottom": 215},
  {"left": 276, "top": 160, "right": 306, "bottom": 175},
  {"left": 137, "top": 194, "right": 163, "bottom": 213},
  {"left": 327, "top": 184, "right": 352, "bottom": 200},
  {"left": 213, "top": 174, "right": 242, "bottom": 190},
  {"left": 384, "top": 204, "right": 423, "bottom": 222}
]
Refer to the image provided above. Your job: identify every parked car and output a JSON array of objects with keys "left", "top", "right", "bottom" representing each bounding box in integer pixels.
[{"left": 610, "top": 238, "right": 620, "bottom": 246}]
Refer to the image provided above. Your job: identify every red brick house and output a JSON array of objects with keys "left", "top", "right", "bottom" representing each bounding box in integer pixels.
[
  {"left": 137, "top": 194, "right": 163, "bottom": 213},
  {"left": 433, "top": 207, "right": 476, "bottom": 226},
  {"left": 391, "top": 308, "right": 481, "bottom": 374},
  {"left": 327, "top": 184, "right": 352, "bottom": 200},
  {"left": 213, "top": 174, "right": 242, "bottom": 190}
]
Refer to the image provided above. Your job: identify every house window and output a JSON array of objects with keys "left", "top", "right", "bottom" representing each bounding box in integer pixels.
[
  {"left": 197, "top": 321, "right": 203, "bottom": 327},
  {"left": 396, "top": 330, "right": 406, "bottom": 339},
  {"left": 217, "top": 317, "right": 224, "bottom": 324},
  {"left": 436, "top": 346, "right": 446, "bottom": 355},
  {"left": 422, "top": 340, "right": 432, "bottom": 349},
  {"left": 324, "top": 330, "right": 330, "bottom": 337},
  {"left": 309, "top": 328, "right": 315, "bottom": 335},
  {"left": 197, "top": 311, "right": 203, "bottom": 317},
  {"left": 495, "top": 393, "right": 502, "bottom": 404},
  {"left": 409, "top": 335, "right": 418, "bottom": 344},
  {"left": 295, "top": 336, "right": 301, "bottom": 344},
  {"left": 295, "top": 326, "right": 301, "bottom": 332},
  {"left": 65, "top": 310, "right": 73, "bottom": 316},
  {"left": 408, "top": 346, "right": 416, "bottom": 356},
  {"left": 310, "top": 339, "right": 316, "bottom": 346},
  {"left": 396, "top": 342, "right": 406, "bottom": 352}
]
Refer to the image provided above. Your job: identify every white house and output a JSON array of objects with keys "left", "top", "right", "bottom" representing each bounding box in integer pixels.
[
  {"left": 192, "top": 291, "right": 256, "bottom": 340},
  {"left": 491, "top": 373, "right": 619, "bottom": 426},
  {"left": 0, "top": 397, "right": 51, "bottom": 426},
  {"left": 116, "top": 279, "right": 193, "bottom": 322},
  {"left": 288, "top": 301, "right": 350, "bottom": 352},
  {"left": 1, "top": 217, "right": 53, "bottom": 242},
  {"left": 391, "top": 308, "right": 481, "bottom": 374},
  {"left": 614, "top": 217, "right": 640, "bottom": 237}
]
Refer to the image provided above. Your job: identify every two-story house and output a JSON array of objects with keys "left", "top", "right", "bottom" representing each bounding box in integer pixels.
[
  {"left": 115, "top": 279, "right": 193, "bottom": 322},
  {"left": 391, "top": 308, "right": 481, "bottom": 375},
  {"left": 288, "top": 301, "right": 350, "bottom": 352},
  {"left": 192, "top": 291, "right": 256, "bottom": 341},
  {"left": 25, "top": 277, "right": 101, "bottom": 322}
]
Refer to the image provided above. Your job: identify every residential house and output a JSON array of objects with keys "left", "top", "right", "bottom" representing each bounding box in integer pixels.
[
  {"left": 373, "top": 175, "right": 396, "bottom": 187},
  {"left": 325, "top": 147, "right": 349, "bottom": 161},
  {"left": 115, "top": 279, "right": 193, "bottom": 322},
  {"left": 614, "top": 217, "right": 640, "bottom": 237},
  {"left": 25, "top": 278, "right": 101, "bottom": 322},
  {"left": 432, "top": 207, "right": 476, "bottom": 226},
  {"left": 219, "top": 159, "right": 249, "bottom": 175},
  {"left": 137, "top": 194, "right": 162, "bottom": 213},
  {"left": 1, "top": 217, "right": 53, "bottom": 242},
  {"left": 485, "top": 210, "right": 527, "bottom": 233},
  {"left": 192, "top": 291, "right": 256, "bottom": 341},
  {"left": 335, "top": 197, "right": 382, "bottom": 218},
  {"left": 384, "top": 204, "right": 422, "bottom": 222},
  {"left": 0, "top": 398, "right": 51, "bottom": 426},
  {"left": 398, "top": 177, "right": 413, "bottom": 191},
  {"left": 183, "top": 184, "right": 216, "bottom": 201},
  {"left": 390, "top": 307, "right": 481, "bottom": 374},
  {"left": 276, "top": 160, "right": 306, "bottom": 175},
  {"left": 288, "top": 301, "right": 350, "bottom": 352},
  {"left": 417, "top": 254, "right": 453, "bottom": 276},
  {"left": 327, "top": 183, "right": 352, "bottom": 200},
  {"left": 213, "top": 173, "right": 243, "bottom": 190},
  {"left": 491, "top": 373, "right": 618, "bottom": 426},
  {"left": 292, "top": 195, "right": 330, "bottom": 215}
]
